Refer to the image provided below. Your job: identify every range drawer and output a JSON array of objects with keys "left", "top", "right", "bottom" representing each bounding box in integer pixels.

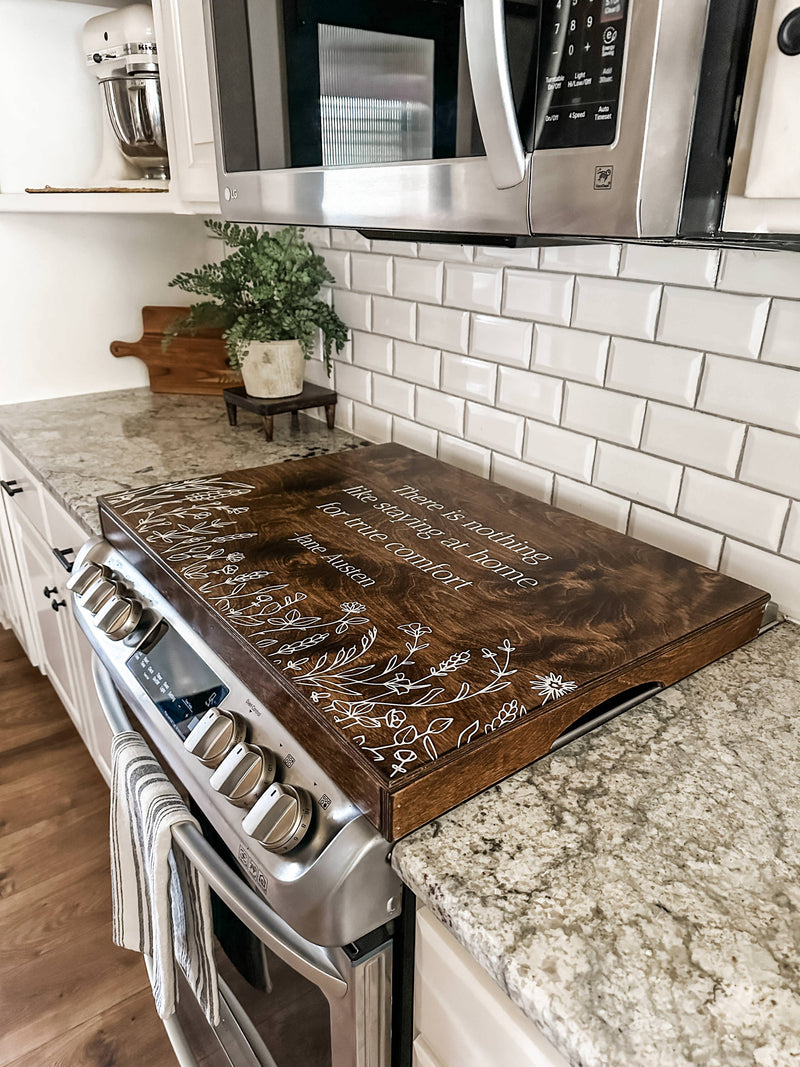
[{"left": 0, "top": 439, "right": 46, "bottom": 539}]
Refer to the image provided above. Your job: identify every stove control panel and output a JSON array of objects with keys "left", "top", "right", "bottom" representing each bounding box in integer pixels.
[
  {"left": 209, "top": 741, "right": 277, "bottom": 807},
  {"left": 243, "top": 783, "right": 314, "bottom": 854}
]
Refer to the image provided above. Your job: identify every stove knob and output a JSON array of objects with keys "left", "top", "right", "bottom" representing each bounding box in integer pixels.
[
  {"left": 94, "top": 596, "right": 143, "bottom": 641},
  {"left": 184, "top": 708, "right": 246, "bottom": 767},
  {"left": 67, "top": 561, "right": 110, "bottom": 596},
  {"left": 82, "top": 577, "right": 120, "bottom": 614},
  {"left": 242, "top": 783, "right": 313, "bottom": 854},
  {"left": 209, "top": 742, "right": 277, "bottom": 807}
]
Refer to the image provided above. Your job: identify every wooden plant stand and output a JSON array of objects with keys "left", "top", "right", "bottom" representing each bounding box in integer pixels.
[{"left": 223, "top": 384, "right": 337, "bottom": 442}]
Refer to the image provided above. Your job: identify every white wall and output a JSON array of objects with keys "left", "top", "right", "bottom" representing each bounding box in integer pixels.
[{"left": 300, "top": 229, "right": 800, "bottom": 622}]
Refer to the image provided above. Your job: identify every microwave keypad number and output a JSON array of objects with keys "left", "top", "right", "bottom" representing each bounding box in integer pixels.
[{"left": 537, "top": 0, "right": 628, "bottom": 150}]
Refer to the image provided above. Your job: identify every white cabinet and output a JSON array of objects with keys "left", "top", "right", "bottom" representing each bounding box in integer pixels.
[
  {"left": 413, "top": 907, "right": 570, "bottom": 1067},
  {"left": 0, "top": 442, "right": 111, "bottom": 783}
]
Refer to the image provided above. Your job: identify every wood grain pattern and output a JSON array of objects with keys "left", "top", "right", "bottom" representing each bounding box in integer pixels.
[
  {"left": 110, "top": 306, "right": 242, "bottom": 395},
  {"left": 99, "top": 443, "right": 769, "bottom": 840}
]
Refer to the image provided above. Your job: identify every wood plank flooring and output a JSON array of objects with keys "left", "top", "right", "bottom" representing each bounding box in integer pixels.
[{"left": 0, "top": 627, "right": 176, "bottom": 1067}]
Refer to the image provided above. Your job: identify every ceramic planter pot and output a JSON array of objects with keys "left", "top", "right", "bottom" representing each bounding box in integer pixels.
[{"left": 240, "top": 339, "right": 305, "bottom": 398}]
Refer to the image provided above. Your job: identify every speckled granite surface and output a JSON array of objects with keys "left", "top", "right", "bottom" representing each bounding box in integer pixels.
[
  {"left": 0, "top": 388, "right": 364, "bottom": 533},
  {"left": 394, "top": 622, "right": 800, "bottom": 1067}
]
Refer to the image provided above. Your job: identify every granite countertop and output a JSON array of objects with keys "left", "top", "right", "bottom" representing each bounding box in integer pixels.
[
  {"left": 0, "top": 388, "right": 363, "bottom": 534},
  {"left": 394, "top": 621, "right": 800, "bottom": 1067}
]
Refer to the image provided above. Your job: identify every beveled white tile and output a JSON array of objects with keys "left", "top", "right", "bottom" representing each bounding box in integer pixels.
[
  {"left": 334, "top": 363, "right": 371, "bottom": 404},
  {"left": 465, "top": 402, "right": 525, "bottom": 457},
  {"left": 657, "top": 286, "right": 769, "bottom": 358},
  {"left": 444, "top": 263, "right": 503, "bottom": 314},
  {"left": 438, "top": 434, "right": 492, "bottom": 478},
  {"left": 717, "top": 248, "right": 800, "bottom": 299},
  {"left": 372, "top": 374, "right": 415, "bottom": 419},
  {"left": 722, "top": 540, "right": 800, "bottom": 621},
  {"left": 503, "top": 269, "right": 574, "bottom": 325},
  {"left": 740, "top": 428, "right": 800, "bottom": 496},
  {"left": 532, "top": 324, "right": 609, "bottom": 384},
  {"left": 524, "top": 422, "right": 596, "bottom": 482},
  {"left": 491, "top": 455, "right": 553, "bottom": 503},
  {"left": 418, "top": 243, "right": 474, "bottom": 261},
  {"left": 553, "top": 477, "right": 630, "bottom": 533},
  {"left": 352, "top": 401, "right": 391, "bottom": 442},
  {"left": 320, "top": 248, "right": 350, "bottom": 288},
  {"left": 417, "top": 304, "right": 470, "bottom": 353},
  {"left": 333, "top": 290, "right": 371, "bottom": 331},
  {"left": 678, "top": 469, "right": 789, "bottom": 551},
  {"left": 782, "top": 502, "right": 800, "bottom": 563},
  {"left": 607, "top": 338, "right": 703, "bottom": 407},
  {"left": 334, "top": 396, "right": 353, "bottom": 431},
  {"left": 416, "top": 386, "right": 465, "bottom": 435},
  {"left": 303, "top": 357, "right": 333, "bottom": 388},
  {"left": 761, "top": 300, "right": 800, "bottom": 369},
  {"left": 641, "top": 404, "right": 745, "bottom": 477},
  {"left": 540, "top": 244, "right": 621, "bottom": 276},
  {"left": 352, "top": 331, "right": 392, "bottom": 373},
  {"left": 593, "top": 442, "right": 682, "bottom": 511},
  {"left": 629, "top": 505, "right": 723, "bottom": 569},
  {"left": 470, "top": 314, "right": 533, "bottom": 368},
  {"left": 496, "top": 367, "right": 562, "bottom": 424},
  {"left": 563, "top": 383, "right": 646, "bottom": 446},
  {"left": 330, "top": 229, "right": 371, "bottom": 251},
  {"left": 473, "top": 246, "right": 540, "bottom": 267},
  {"left": 351, "top": 253, "right": 392, "bottom": 295},
  {"left": 698, "top": 355, "right": 800, "bottom": 434},
  {"left": 394, "top": 257, "right": 443, "bottom": 304},
  {"left": 371, "top": 239, "right": 417, "bottom": 256},
  {"left": 372, "top": 296, "right": 416, "bottom": 341},
  {"left": 572, "top": 276, "right": 661, "bottom": 339},
  {"left": 393, "top": 341, "right": 441, "bottom": 388},
  {"left": 304, "top": 226, "right": 331, "bottom": 248},
  {"left": 392, "top": 415, "right": 438, "bottom": 457},
  {"left": 619, "top": 244, "right": 719, "bottom": 287},
  {"left": 441, "top": 353, "right": 497, "bottom": 403}
]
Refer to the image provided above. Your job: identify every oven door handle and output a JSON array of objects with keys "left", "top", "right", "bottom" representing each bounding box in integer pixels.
[
  {"left": 92, "top": 655, "right": 349, "bottom": 1001},
  {"left": 463, "top": 0, "right": 526, "bottom": 189}
]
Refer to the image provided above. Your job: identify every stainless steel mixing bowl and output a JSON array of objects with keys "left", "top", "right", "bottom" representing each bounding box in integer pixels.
[{"left": 100, "top": 72, "right": 170, "bottom": 179}]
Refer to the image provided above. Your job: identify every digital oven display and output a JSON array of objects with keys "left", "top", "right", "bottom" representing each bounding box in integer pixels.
[{"left": 126, "top": 625, "right": 229, "bottom": 739}]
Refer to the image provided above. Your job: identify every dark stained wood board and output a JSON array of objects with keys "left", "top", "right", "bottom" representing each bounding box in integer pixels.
[
  {"left": 99, "top": 444, "right": 769, "bottom": 840},
  {"left": 110, "top": 305, "right": 242, "bottom": 395}
]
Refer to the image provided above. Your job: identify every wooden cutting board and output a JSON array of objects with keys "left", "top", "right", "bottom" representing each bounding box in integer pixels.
[
  {"left": 110, "top": 306, "right": 242, "bottom": 395},
  {"left": 99, "top": 444, "right": 769, "bottom": 840}
]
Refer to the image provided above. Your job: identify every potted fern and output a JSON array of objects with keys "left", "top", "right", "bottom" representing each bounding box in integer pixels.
[{"left": 167, "top": 220, "right": 348, "bottom": 398}]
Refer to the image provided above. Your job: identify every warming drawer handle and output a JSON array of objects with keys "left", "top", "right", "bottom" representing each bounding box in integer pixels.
[
  {"left": 549, "top": 682, "right": 664, "bottom": 753},
  {"left": 463, "top": 0, "right": 526, "bottom": 189},
  {"left": 1, "top": 479, "right": 23, "bottom": 497},
  {"left": 91, "top": 655, "right": 348, "bottom": 1001}
]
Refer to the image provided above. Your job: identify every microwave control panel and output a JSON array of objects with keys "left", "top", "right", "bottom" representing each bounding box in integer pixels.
[{"left": 536, "top": 0, "right": 628, "bottom": 150}]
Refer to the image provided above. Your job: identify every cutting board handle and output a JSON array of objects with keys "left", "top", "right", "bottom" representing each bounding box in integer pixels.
[{"left": 549, "top": 682, "right": 663, "bottom": 753}]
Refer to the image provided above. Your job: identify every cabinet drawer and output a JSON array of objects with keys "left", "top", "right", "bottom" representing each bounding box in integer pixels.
[
  {"left": 414, "top": 908, "right": 569, "bottom": 1067},
  {"left": 42, "top": 491, "right": 90, "bottom": 574},
  {"left": 0, "top": 440, "right": 46, "bottom": 538}
]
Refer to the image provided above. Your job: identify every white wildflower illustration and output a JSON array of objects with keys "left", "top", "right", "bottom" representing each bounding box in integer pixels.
[{"left": 530, "top": 672, "right": 578, "bottom": 703}]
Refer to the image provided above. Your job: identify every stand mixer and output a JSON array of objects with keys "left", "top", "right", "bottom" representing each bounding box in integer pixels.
[{"left": 83, "top": 3, "right": 170, "bottom": 186}]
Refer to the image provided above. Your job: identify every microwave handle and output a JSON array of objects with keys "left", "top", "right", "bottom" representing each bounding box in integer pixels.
[
  {"left": 91, "top": 655, "right": 348, "bottom": 1002},
  {"left": 463, "top": 0, "right": 526, "bottom": 189}
]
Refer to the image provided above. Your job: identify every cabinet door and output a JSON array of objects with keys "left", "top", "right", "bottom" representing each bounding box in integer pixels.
[{"left": 154, "top": 0, "right": 220, "bottom": 209}]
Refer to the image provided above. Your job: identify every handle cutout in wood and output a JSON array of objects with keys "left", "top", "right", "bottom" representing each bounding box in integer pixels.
[{"left": 550, "top": 682, "right": 663, "bottom": 753}]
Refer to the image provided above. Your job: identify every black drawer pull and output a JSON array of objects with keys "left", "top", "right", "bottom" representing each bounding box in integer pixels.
[
  {"left": 1, "top": 479, "right": 23, "bottom": 497},
  {"left": 43, "top": 585, "right": 59, "bottom": 599},
  {"left": 52, "top": 547, "right": 75, "bottom": 573},
  {"left": 51, "top": 599, "right": 67, "bottom": 612}
]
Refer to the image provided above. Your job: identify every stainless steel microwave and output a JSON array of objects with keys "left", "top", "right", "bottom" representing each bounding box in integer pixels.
[{"left": 201, "top": 0, "right": 761, "bottom": 243}]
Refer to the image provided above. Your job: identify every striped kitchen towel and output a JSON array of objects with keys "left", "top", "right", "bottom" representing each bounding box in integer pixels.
[{"left": 110, "top": 730, "right": 220, "bottom": 1026}]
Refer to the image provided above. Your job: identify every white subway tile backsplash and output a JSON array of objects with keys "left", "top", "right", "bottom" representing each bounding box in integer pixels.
[
  {"left": 334, "top": 363, "right": 372, "bottom": 405},
  {"left": 717, "top": 249, "right": 800, "bottom": 300},
  {"left": 418, "top": 304, "right": 470, "bottom": 353},
  {"left": 394, "top": 257, "right": 444, "bottom": 304},
  {"left": 352, "top": 401, "right": 391, "bottom": 442},
  {"left": 491, "top": 455, "right": 553, "bottom": 503},
  {"left": 629, "top": 505, "right": 723, "bottom": 569},
  {"left": 418, "top": 243, "right": 474, "bottom": 262},
  {"left": 572, "top": 276, "right": 661, "bottom": 339},
  {"left": 330, "top": 229, "right": 371, "bottom": 251},
  {"left": 372, "top": 296, "right": 416, "bottom": 341},
  {"left": 321, "top": 249, "right": 350, "bottom": 288},
  {"left": 352, "top": 331, "right": 392, "bottom": 373},
  {"left": 504, "top": 269, "right": 574, "bottom": 325},
  {"left": 554, "top": 477, "right": 629, "bottom": 533},
  {"left": 721, "top": 540, "right": 800, "bottom": 620},
  {"left": 334, "top": 290, "right": 371, "bottom": 331},
  {"left": 372, "top": 373, "right": 415, "bottom": 418},
  {"left": 760, "top": 299, "right": 800, "bottom": 369},
  {"left": 392, "top": 415, "right": 438, "bottom": 457},
  {"left": 678, "top": 469, "right": 788, "bottom": 551},
  {"left": 444, "top": 263, "right": 503, "bottom": 314},
  {"left": 465, "top": 402, "right": 524, "bottom": 457},
  {"left": 641, "top": 404, "right": 744, "bottom": 477},
  {"left": 416, "top": 386, "right": 465, "bottom": 436},
  {"left": 532, "top": 324, "right": 609, "bottom": 384},
  {"left": 370, "top": 239, "right": 417, "bottom": 256},
  {"left": 594, "top": 443, "right": 682, "bottom": 512},
  {"left": 438, "top": 434, "right": 492, "bottom": 478},
  {"left": 304, "top": 226, "right": 331, "bottom": 248},
  {"left": 470, "top": 314, "right": 533, "bottom": 368},
  {"left": 698, "top": 355, "right": 800, "bottom": 434},
  {"left": 563, "top": 382, "right": 646, "bottom": 447},
  {"left": 657, "top": 286, "right": 769, "bottom": 358},
  {"left": 496, "top": 367, "right": 562, "bottom": 424},
  {"left": 540, "top": 244, "right": 621, "bottom": 277},
  {"left": 394, "top": 341, "right": 441, "bottom": 388},
  {"left": 524, "top": 423, "right": 595, "bottom": 482},
  {"left": 607, "top": 338, "right": 703, "bottom": 407},
  {"left": 335, "top": 396, "right": 353, "bottom": 431},
  {"left": 782, "top": 503, "right": 800, "bottom": 562},
  {"left": 619, "top": 245, "right": 719, "bottom": 287},
  {"left": 473, "top": 246, "right": 540, "bottom": 267},
  {"left": 351, "top": 253, "right": 392, "bottom": 295},
  {"left": 303, "top": 357, "right": 333, "bottom": 388},
  {"left": 441, "top": 353, "right": 497, "bottom": 403},
  {"left": 740, "top": 428, "right": 800, "bottom": 497}
]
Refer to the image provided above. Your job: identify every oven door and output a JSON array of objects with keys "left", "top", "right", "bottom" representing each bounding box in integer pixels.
[{"left": 93, "top": 657, "right": 394, "bottom": 1067}]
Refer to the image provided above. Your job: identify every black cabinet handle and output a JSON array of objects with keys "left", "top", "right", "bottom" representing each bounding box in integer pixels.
[
  {"left": 51, "top": 599, "right": 67, "bottom": 612},
  {"left": 779, "top": 8, "right": 800, "bottom": 54},
  {"left": 52, "top": 547, "right": 75, "bottom": 573},
  {"left": 1, "top": 479, "right": 23, "bottom": 497},
  {"left": 43, "top": 585, "right": 59, "bottom": 599}
]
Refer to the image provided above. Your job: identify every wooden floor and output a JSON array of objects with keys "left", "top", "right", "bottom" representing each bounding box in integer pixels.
[{"left": 0, "top": 627, "right": 176, "bottom": 1067}]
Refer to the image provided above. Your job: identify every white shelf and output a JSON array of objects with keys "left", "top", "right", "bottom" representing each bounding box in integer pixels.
[{"left": 0, "top": 191, "right": 189, "bottom": 214}]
